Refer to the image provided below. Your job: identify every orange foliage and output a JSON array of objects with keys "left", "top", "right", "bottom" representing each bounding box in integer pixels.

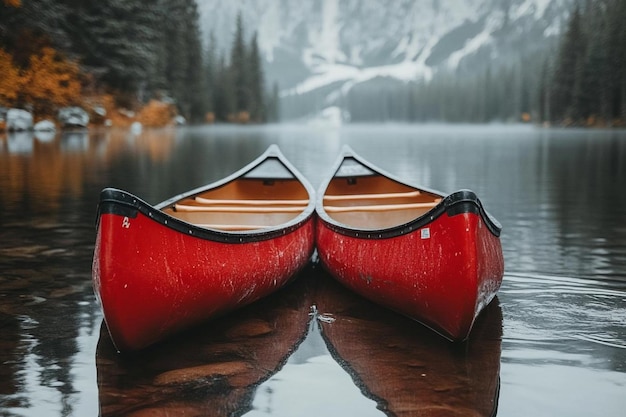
[
  {"left": 0, "top": 48, "right": 21, "bottom": 105},
  {"left": 107, "top": 110, "right": 134, "bottom": 127},
  {"left": 225, "top": 111, "right": 251, "bottom": 124},
  {"left": 3, "top": 0, "right": 21, "bottom": 7},
  {"left": 20, "top": 47, "right": 82, "bottom": 117},
  {"left": 98, "top": 94, "right": 134, "bottom": 127},
  {"left": 236, "top": 111, "right": 250, "bottom": 124},
  {"left": 136, "top": 99, "right": 176, "bottom": 127}
]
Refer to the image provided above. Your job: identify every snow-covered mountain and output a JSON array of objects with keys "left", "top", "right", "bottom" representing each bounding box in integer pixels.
[{"left": 197, "top": 0, "right": 573, "bottom": 118}]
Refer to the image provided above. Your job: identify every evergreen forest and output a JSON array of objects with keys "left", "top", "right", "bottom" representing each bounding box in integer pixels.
[{"left": 0, "top": 0, "right": 274, "bottom": 127}]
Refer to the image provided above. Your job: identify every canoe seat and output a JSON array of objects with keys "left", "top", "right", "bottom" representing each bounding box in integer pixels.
[
  {"left": 174, "top": 203, "right": 306, "bottom": 213},
  {"left": 323, "top": 191, "right": 421, "bottom": 201},
  {"left": 195, "top": 197, "right": 309, "bottom": 206},
  {"left": 196, "top": 224, "right": 271, "bottom": 231},
  {"left": 324, "top": 200, "right": 440, "bottom": 213}
]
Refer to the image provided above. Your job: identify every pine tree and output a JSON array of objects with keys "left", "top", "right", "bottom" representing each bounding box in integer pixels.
[
  {"left": 580, "top": 1, "right": 610, "bottom": 123},
  {"left": 248, "top": 32, "right": 264, "bottom": 122},
  {"left": 213, "top": 53, "right": 234, "bottom": 121},
  {"left": 162, "top": 1, "right": 187, "bottom": 103},
  {"left": 230, "top": 13, "right": 249, "bottom": 121},
  {"left": 0, "top": 0, "right": 70, "bottom": 67},
  {"left": 266, "top": 82, "right": 280, "bottom": 123},
  {"left": 538, "top": 57, "right": 552, "bottom": 123},
  {"left": 614, "top": 0, "right": 626, "bottom": 121},
  {"left": 550, "top": 5, "right": 586, "bottom": 123},
  {"left": 204, "top": 31, "right": 218, "bottom": 118},
  {"left": 181, "top": 0, "right": 206, "bottom": 123},
  {"left": 63, "top": 0, "right": 161, "bottom": 98}
]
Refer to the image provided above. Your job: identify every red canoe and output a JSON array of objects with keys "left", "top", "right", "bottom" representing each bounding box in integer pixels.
[
  {"left": 92, "top": 145, "right": 316, "bottom": 352},
  {"left": 315, "top": 146, "right": 504, "bottom": 341}
]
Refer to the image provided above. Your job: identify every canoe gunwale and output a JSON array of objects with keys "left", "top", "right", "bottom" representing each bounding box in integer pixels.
[
  {"left": 315, "top": 145, "right": 502, "bottom": 239},
  {"left": 96, "top": 145, "right": 316, "bottom": 244}
]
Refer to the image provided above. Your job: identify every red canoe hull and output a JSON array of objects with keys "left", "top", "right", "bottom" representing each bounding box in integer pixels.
[
  {"left": 315, "top": 146, "right": 504, "bottom": 341},
  {"left": 317, "top": 210, "right": 503, "bottom": 341},
  {"left": 93, "top": 212, "right": 314, "bottom": 352},
  {"left": 92, "top": 145, "right": 316, "bottom": 352}
]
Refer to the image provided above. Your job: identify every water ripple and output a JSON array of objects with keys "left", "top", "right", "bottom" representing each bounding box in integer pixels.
[
  {"left": 503, "top": 272, "right": 626, "bottom": 297},
  {"left": 573, "top": 334, "right": 626, "bottom": 349},
  {"left": 500, "top": 272, "right": 626, "bottom": 354}
]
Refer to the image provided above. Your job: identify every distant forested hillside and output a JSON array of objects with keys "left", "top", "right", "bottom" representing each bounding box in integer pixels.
[
  {"left": 542, "top": 0, "right": 626, "bottom": 126},
  {"left": 343, "top": 0, "right": 626, "bottom": 126},
  {"left": 0, "top": 0, "right": 272, "bottom": 125}
]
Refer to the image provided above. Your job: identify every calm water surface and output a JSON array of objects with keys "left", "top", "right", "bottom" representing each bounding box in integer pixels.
[{"left": 0, "top": 124, "right": 625, "bottom": 416}]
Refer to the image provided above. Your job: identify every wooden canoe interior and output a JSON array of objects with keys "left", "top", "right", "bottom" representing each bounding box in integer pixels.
[
  {"left": 324, "top": 175, "right": 442, "bottom": 230},
  {"left": 162, "top": 178, "right": 309, "bottom": 231}
]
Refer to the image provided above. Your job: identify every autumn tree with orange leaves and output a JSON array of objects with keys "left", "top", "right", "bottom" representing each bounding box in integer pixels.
[
  {"left": 0, "top": 48, "right": 20, "bottom": 104},
  {"left": 0, "top": 47, "right": 82, "bottom": 119},
  {"left": 20, "top": 47, "right": 82, "bottom": 117}
]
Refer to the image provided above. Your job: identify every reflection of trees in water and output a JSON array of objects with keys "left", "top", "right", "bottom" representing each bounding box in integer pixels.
[
  {"left": 0, "top": 193, "right": 99, "bottom": 416},
  {"left": 25, "top": 288, "right": 99, "bottom": 417},
  {"left": 0, "top": 128, "right": 179, "bottom": 214},
  {"left": 543, "top": 130, "right": 626, "bottom": 278},
  {"left": 0, "top": 287, "right": 84, "bottom": 415},
  {"left": 105, "top": 128, "right": 271, "bottom": 203},
  {"left": 0, "top": 312, "right": 22, "bottom": 403}
]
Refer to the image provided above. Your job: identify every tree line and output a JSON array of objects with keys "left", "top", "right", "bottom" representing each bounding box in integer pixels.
[
  {"left": 541, "top": 0, "right": 626, "bottom": 126},
  {"left": 345, "top": 0, "right": 626, "bottom": 126},
  {"left": 0, "top": 0, "right": 273, "bottom": 126},
  {"left": 205, "top": 14, "right": 279, "bottom": 124}
]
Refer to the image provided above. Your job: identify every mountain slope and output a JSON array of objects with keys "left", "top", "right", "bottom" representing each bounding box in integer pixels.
[{"left": 197, "top": 0, "right": 573, "bottom": 118}]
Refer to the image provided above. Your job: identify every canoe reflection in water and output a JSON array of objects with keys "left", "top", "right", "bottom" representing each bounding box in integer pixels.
[
  {"left": 97, "top": 267, "right": 502, "bottom": 416},
  {"left": 315, "top": 269, "right": 503, "bottom": 417}
]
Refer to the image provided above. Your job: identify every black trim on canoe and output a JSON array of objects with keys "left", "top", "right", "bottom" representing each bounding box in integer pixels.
[
  {"left": 95, "top": 145, "right": 316, "bottom": 244},
  {"left": 316, "top": 145, "right": 502, "bottom": 239}
]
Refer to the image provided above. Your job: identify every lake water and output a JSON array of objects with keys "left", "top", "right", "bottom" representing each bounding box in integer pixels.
[{"left": 0, "top": 124, "right": 625, "bottom": 416}]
